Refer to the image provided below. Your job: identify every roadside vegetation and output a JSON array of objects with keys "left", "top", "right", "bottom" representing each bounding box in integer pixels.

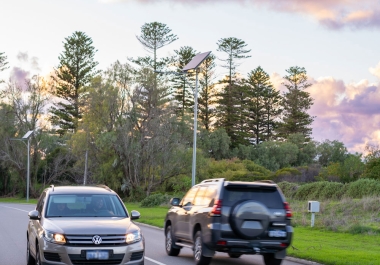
[{"left": 1, "top": 20, "right": 380, "bottom": 265}]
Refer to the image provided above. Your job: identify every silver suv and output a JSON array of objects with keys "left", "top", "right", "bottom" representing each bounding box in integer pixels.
[
  {"left": 27, "top": 185, "right": 144, "bottom": 265},
  {"left": 164, "top": 178, "right": 293, "bottom": 265}
]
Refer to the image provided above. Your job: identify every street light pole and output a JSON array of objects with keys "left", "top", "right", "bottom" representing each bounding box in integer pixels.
[
  {"left": 11, "top": 130, "right": 34, "bottom": 202},
  {"left": 191, "top": 68, "right": 200, "bottom": 187},
  {"left": 183, "top": 51, "right": 211, "bottom": 186},
  {"left": 27, "top": 136, "right": 30, "bottom": 202}
]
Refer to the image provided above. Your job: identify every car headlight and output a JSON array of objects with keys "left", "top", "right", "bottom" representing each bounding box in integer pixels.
[
  {"left": 43, "top": 230, "right": 66, "bottom": 244},
  {"left": 125, "top": 230, "right": 141, "bottom": 244}
]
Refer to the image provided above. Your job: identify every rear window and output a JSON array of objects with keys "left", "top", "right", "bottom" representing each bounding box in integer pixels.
[{"left": 224, "top": 187, "right": 284, "bottom": 208}]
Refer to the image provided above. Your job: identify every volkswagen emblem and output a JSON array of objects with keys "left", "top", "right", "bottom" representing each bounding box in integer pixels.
[{"left": 92, "top": 235, "right": 102, "bottom": 245}]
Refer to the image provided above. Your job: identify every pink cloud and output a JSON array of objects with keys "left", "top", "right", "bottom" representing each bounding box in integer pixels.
[
  {"left": 272, "top": 74, "right": 380, "bottom": 153},
  {"left": 268, "top": 58, "right": 380, "bottom": 154},
  {"left": 101, "top": 0, "right": 380, "bottom": 30}
]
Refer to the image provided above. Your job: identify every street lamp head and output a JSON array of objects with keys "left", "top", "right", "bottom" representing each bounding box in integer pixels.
[
  {"left": 182, "top": 51, "right": 211, "bottom": 72},
  {"left": 22, "top": 130, "right": 34, "bottom": 139}
]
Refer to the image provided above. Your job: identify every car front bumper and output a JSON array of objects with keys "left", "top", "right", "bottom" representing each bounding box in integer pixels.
[{"left": 38, "top": 238, "right": 145, "bottom": 265}]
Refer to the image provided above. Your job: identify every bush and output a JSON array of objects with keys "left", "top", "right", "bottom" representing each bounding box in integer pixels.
[
  {"left": 277, "top": 181, "right": 299, "bottom": 199},
  {"left": 293, "top": 181, "right": 346, "bottom": 201},
  {"left": 345, "top": 178, "right": 380, "bottom": 198},
  {"left": 140, "top": 194, "right": 172, "bottom": 207}
]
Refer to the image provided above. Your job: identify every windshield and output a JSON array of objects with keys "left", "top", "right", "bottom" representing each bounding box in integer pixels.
[{"left": 46, "top": 194, "right": 128, "bottom": 218}]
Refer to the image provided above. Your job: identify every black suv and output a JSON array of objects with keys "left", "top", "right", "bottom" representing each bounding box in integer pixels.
[{"left": 164, "top": 178, "right": 293, "bottom": 265}]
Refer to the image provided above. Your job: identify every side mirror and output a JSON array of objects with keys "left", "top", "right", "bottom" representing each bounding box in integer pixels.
[
  {"left": 170, "top": 198, "right": 180, "bottom": 206},
  {"left": 130, "top": 210, "right": 140, "bottom": 220},
  {"left": 28, "top": 210, "right": 40, "bottom": 220}
]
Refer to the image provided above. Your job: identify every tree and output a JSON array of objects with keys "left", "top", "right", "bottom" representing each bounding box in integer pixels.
[
  {"left": 277, "top": 66, "right": 314, "bottom": 139},
  {"left": 363, "top": 144, "right": 380, "bottom": 180},
  {"left": 198, "top": 54, "right": 217, "bottom": 131},
  {"left": 135, "top": 22, "right": 178, "bottom": 73},
  {"left": 244, "top": 66, "right": 281, "bottom": 144},
  {"left": 171, "top": 46, "right": 197, "bottom": 118},
  {"left": 287, "top": 133, "right": 317, "bottom": 166},
  {"left": 317, "top": 140, "right": 348, "bottom": 166},
  {"left": 0, "top": 52, "right": 8, "bottom": 84},
  {"left": 0, "top": 75, "right": 50, "bottom": 197},
  {"left": 216, "top": 37, "right": 251, "bottom": 147},
  {"left": 50, "top": 31, "right": 99, "bottom": 135}
]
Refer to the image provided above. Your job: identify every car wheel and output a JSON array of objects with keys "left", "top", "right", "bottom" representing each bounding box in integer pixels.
[
  {"left": 228, "top": 253, "right": 242, "bottom": 258},
  {"left": 26, "top": 237, "right": 35, "bottom": 265},
  {"left": 35, "top": 243, "right": 41, "bottom": 265},
  {"left": 165, "top": 225, "right": 180, "bottom": 256},
  {"left": 263, "top": 253, "right": 283, "bottom": 265},
  {"left": 193, "top": 231, "right": 212, "bottom": 265}
]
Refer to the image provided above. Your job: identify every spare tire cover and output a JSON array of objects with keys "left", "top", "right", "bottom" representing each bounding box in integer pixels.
[{"left": 229, "top": 200, "right": 270, "bottom": 239}]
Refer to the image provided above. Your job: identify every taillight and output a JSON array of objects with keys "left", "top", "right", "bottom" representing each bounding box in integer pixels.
[
  {"left": 284, "top": 202, "right": 292, "bottom": 218},
  {"left": 210, "top": 200, "right": 222, "bottom": 216}
]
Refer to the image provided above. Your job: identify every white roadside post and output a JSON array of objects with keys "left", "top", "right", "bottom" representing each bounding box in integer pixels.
[{"left": 308, "top": 201, "right": 320, "bottom": 227}]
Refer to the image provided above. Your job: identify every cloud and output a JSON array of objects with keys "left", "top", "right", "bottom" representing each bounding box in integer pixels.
[
  {"left": 31, "top": 57, "right": 41, "bottom": 71},
  {"left": 101, "top": 0, "right": 380, "bottom": 30},
  {"left": 302, "top": 77, "right": 379, "bottom": 153},
  {"left": 9, "top": 67, "right": 30, "bottom": 90},
  {"left": 270, "top": 68, "right": 380, "bottom": 154},
  {"left": 17, "top": 52, "right": 29, "bottom": 62},
  {"left": 370, "top": 61, "right": 380, "bottom": 79}
]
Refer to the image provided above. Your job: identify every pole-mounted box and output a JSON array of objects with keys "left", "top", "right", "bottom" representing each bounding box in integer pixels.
[{"left": 308, "top": 201, "right": 320, "bottom": 213}]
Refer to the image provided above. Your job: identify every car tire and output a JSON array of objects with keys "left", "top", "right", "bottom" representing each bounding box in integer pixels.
[
  {"left": 228, "top": 253, "right": 242, "bottom": 258},
  {"left": 35, "top": 242, "right": 41, "bottom": 265},
  {"left": 165, "top": 225, "right": 180, "bottom": 256},
  {"left": 26, "top": 237, "right": 35, "bottom": 265},
  {"left": 193, "top": 231, "right": 212, "bottom": 265},
  {"left": 263, "top": 253, "right": 283, "bottom": 265}
]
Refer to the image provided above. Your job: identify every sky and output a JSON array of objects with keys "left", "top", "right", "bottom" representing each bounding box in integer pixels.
[{"left": 1, "top": 0, "right": 380, "bottom": 154}]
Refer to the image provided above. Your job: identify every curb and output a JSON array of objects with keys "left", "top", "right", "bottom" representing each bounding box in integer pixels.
[{"left": 135, "top": 222, "right": 323, "bottom": 265}]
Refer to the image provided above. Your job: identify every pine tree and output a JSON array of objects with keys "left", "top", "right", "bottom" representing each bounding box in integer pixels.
[
  {"left": 0, "top": 52, "right": 8, "bottom": 83},
  {"left": 198, "top": 54, "right": 217, "bottom": 131},
  {"left": 277, "top": 66, "right": 314, "bottom": 139},
  {"left": 215, "top": 37, "right": 251, "bottom": 148},
  {"left": 50, "top": 31, "right": 99, "bottom": 135},
  {"left": 245, "top": 66, "right": 282, "bottom": 144},
  {"left": 172, "top": 46, "right": 197, "bottom": 118},
  {"left": 135, "top": 22, "right": 178, "bottom": 73}
]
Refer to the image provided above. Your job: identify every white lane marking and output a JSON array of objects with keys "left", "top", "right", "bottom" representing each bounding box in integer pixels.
[
  {"left": 145, "top": 256, "right": 167, "bottom": 265},
  {"left": 0, "top": 205, "right": 30, "bottom": 213}
]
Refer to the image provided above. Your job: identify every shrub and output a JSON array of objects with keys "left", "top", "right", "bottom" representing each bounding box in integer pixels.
[
  {"left": 277, "top": 181, "right": 299, "bottom": 199},
  {"left": 345, "top": 178, "right": 380, "bottom": 198},
  {"left": 293, "top": 181, "right": 346, "bottom": 201},
  {"left": 140, "top": 193, "right": 172, "bottom": 207}
]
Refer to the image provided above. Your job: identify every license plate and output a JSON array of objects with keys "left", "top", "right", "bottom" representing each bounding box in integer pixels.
[
  {"left": 269, "top": 230, "right": 286, "bottom": 237},
  {"left": 86, "top": 250, "right": 109, "bottom": 260}
]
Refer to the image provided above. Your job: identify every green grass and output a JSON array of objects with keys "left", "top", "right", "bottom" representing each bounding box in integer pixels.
[
  {"left": 125, "top": 202, "right": 168, "bottom": 228},
  {"left": 0, "top": 197, "right": 38, "bottom": 204},
  {"left": 289, "top": 227, "right": 380, "bottom": 265},
  {"left": 2, "top": 198, "right": 379, "bottom": 265}
]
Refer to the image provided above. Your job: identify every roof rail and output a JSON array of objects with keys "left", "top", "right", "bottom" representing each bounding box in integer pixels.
[
  {"left": 50, "top": 185, "right": 54, "bottom": 191},
  {"left": 255, "top": 180, "right": 275, "bottom": 184},
  {"left": 96, "top": 184, "right": 112, "bottom": 191},
  {"left": 200, "top": 178, "right": 225, "bottom": 184}
]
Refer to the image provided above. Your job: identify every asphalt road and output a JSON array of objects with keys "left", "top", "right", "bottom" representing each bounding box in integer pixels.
[{"left": 0, "top": 203, "right": 315, "bottom": 265}]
